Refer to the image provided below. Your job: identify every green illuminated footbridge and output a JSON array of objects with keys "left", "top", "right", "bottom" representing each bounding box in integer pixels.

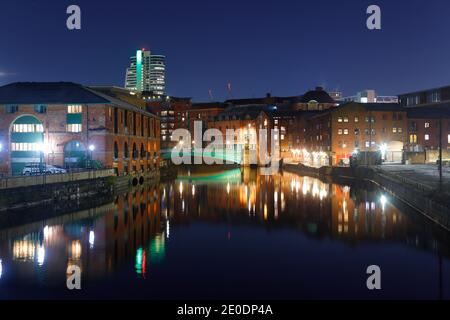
[{"left": 161, "top": 149, "right": 242, "bottom": 165}]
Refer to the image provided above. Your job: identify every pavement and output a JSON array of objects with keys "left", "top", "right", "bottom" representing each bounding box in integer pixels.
[{"left": 376, "top": 164, "right": 450, "bottom": 193}]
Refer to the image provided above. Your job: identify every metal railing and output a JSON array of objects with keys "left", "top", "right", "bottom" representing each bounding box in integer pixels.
[{"left": 0, "top": 168, "right": 115, "bottom": 190}]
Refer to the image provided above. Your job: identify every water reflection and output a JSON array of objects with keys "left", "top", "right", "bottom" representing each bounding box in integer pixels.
[{"left": 0, "top": 168, "right": 448, "bottom": 299}]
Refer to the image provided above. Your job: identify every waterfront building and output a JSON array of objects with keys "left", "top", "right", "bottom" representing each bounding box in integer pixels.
[
  {"left": 405, "top": 106, "right": 450, "bottom": 163},
  {"left": 343, "top": 90, "right": 398, "bottom": 104},
  {"left": 146, "top": 96, "right": 192, "bottom": 150},
  {"left": 0, "top": 82, "right": 160, "bottom": 176},
  {"left": 187, "top": 102, "right": 227, "bottom": 140},
  {"left": 301, "top": 102, "right": 407, "bottom": 166},
  {"left": 207, "top": 106, "right": 275, "bottom": 165},
  {"left": 125, "top": 49, "right": 166, "bottom": 96}
]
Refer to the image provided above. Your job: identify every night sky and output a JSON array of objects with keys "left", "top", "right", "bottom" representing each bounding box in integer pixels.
[{"left": 0, "top": 0, "right": 449, "bottom": 101}]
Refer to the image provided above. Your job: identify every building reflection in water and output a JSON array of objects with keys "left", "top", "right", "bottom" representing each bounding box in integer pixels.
[
  {"left": 0, "top": 168, "right": 448, "bottom": 291},
  {"left": 0, "top": 183, "right": 164, "bottom": 285}
]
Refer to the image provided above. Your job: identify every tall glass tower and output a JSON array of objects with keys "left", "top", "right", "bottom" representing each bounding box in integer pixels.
[{"left": 125, "top": 49, "right": 165, "bottom": 95}]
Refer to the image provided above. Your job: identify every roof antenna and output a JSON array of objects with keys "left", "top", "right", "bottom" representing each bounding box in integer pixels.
[
  {"left": 208, "top": 89, "right": 214, "bottom": 101},
  {"left": 227, "top": 82, "right": 233, "bottom": 99}
]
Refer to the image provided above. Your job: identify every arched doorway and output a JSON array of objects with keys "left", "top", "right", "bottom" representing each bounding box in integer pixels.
[
  {"left": 64, "top": 140, "right": 86, "bottom": 169},
  {"left": 10, "top": 115, "right": 44, "bottom": 175}
]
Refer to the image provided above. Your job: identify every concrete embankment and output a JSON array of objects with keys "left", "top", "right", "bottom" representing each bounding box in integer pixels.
[
  {"left": 283, "top": 163, "right": 450, "bottom": 231},
  {"left": 0, "top": 169, "right": 116, "bottom": 212}
]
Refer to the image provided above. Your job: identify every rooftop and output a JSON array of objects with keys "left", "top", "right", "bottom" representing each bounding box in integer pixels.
[{"left": 0, "top": 82, "right": 109, "bottom": 105}]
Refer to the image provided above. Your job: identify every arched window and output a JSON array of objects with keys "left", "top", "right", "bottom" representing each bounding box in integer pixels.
[
  {"left": 114, "top": 142, "right": 119, "bottom": 159},
  {"left": 124, "top": 142, "right": 129, "bottom": 158},
  {"left": 132, "top": 143, "right": 138, "bottom": 159},
  {"left": 140, "top": 143, "right": 146, "bottom": 158}
]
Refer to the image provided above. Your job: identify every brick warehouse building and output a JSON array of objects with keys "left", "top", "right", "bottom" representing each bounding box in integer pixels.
[
  {"left": 0, "top": 82, "right": 160, "bottom": 176},
  {"left": 303, "top": 102, "right": 408, "bottom": 166}
]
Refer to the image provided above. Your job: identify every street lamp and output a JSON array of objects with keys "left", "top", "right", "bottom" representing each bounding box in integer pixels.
[
  {"left": 88, "top": 144, "right": 95, "bottom": 169},
  {"left": 38, "top": 142, "right": 51, "bottom": 173},
  {"left": 379, "top": 143, "right": 388, "bottom": 161}
]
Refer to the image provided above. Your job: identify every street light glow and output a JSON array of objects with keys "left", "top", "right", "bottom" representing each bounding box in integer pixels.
[{"left": 89, "top": 144, "right": 95, "bottom": 152}]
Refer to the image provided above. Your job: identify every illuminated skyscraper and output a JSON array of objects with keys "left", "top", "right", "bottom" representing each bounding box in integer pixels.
[{"left": 125, "top": 49, "right": 166, "bottom": 95}]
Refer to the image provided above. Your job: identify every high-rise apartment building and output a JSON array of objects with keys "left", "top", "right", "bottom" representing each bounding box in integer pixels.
[{"left": 125, "top": 49, "right": 166, "bottom": 95}]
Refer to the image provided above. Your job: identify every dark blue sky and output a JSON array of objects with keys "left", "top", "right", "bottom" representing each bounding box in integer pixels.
[{"left": 0, "top": 0, "right": 449, "bottom": 101}]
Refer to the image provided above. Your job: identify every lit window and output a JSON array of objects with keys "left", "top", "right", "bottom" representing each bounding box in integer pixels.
[
  {"left": 398, "top": 128, "right": 403, "bottom": 133},
  {"left": 12, "top": 124, "right": 44, "bottom": 133},
  {"left": 448, "top": 134, "right": 450, "bottom": 144},
  {"left": 392, "top": 128, "right": 397, "bottom": 133},
  {"left": 338, "top": 117, "right": 343, "bottom": 123},
  {"left": 365, "top": 141, "right": 370, "bottom": 148},
  {"left": 68, "top": 105, "right": 83, "bottom": 113},
  {"left": 281, "top": 134, "right": 285, "bottom": 140},
  {"left": 343, "top": 117, "right": 349, "bottom": 123},
  {"left": 338, "top": 129, "right": 343, "bottom": 135},
  {"left": 425, "top": 122, "right": 430, "bottom": 128},
  {"left": 409, "top": 134, "right": 417, "bottom": 143},
  {"left": 354, "top": 117, "right": 359, "bottom": 123},
  {"left": 425, "top": 134, "right": 430, "bottom": 141},
  {"left": 67, "top": 124, "right": 82, "bottom": 132},
  {"left": 11, "top": 142, "right": 40, "bottom": 151},
  {"left": 344, "top": 129, "right": 349, "bottom": 135}
]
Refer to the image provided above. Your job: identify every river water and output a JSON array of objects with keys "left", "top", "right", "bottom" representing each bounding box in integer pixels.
[{"left": 0, "top": 168, "right": 449, "bottom": 299}]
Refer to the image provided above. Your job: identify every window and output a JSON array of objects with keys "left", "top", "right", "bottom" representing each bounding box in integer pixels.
[
  {"left": 406, "top": 95, "right": 420, "bottom": 106},
  {"left": 409, "top": 134, "right": 417, "bottom": 144},
  {"left": 67, "top": 124, "right": 82, "bottom": 132},
  {"left": 392, "top": 128, "right": 397, "bottom": 133},
  {"left": 343, "top": 117, "right": 349, "bottom": 123},
  {"left": 354, "top": 128, "right": 360, "bottom": 135},
  {"left": 68, "top": 105, "right": 82, "bottom": 113},
  {"left": 11, "top": 142, "right": 40, "bottom": 151},
  {"left": 281, "top": 134, "right": 285, "bottom": 140},
  {"left": 425, "top": 122, "right": 430, "bottom": 128},
  {"left": 428, "top": 91, "right": 441, "bottom": 103},
  {"left": 398, "top": 128, "right": 403, "bottom": 133},
  {"left": 425, "top": 134, "right": 430, "bottom": 141},
  {"left": 343, "top": 129, "right": 349, "bottom": 135},
  {"left": 448, "top": 134, "right": 450, "bottom": 144},
  {"left": 365, "top": 141, "right": 370, "bottom": 148},
  {"left": 338, "top": 129, "right": 343, "bottom": 135},
  {"left": 338, "top": 117, "right": 343, "bottom": 123},
  {"left": 12, "top": 124, "right": 44, "bottom": 133},
  {"left": 34, "top": 105, "right": 47, "bottom": 113},
  {"left": 6, "top": 105, "right": 19, "bottom": 113},
  {"left": 354, "top": 117, "right": 359, "bottom": 123}
]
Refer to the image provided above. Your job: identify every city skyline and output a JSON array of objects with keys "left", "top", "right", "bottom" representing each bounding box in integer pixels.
[{"left": 1, "top": 0, "right": 450, "bottom": 101}]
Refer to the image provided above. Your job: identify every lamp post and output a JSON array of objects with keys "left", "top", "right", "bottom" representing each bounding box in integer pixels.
[
  {"left": 88, "top": 144, "right": 95, "bottom": 169},
  {"left": 38, "top": 142, "right": 50, "bottom": 174}
]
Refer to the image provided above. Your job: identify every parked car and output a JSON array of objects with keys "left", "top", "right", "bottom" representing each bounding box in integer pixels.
[
  {"left": 22, "top": 164, "right": 67, "bottom": 175},
  {"left": 45, "top": 165, "right": 67, "bottom": 174}
]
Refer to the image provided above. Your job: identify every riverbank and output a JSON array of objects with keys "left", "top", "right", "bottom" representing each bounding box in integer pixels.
[
  {"left": 283, "top": 163, "right": 450, "bottom": 230},
  {"left": 0, "top": 169, "right": 161, "bottom": 212}
]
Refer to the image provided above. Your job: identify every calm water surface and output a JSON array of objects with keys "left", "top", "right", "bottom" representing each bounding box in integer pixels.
[{"left": 0, "top": 168, "right": 449, "bottom": 299}]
